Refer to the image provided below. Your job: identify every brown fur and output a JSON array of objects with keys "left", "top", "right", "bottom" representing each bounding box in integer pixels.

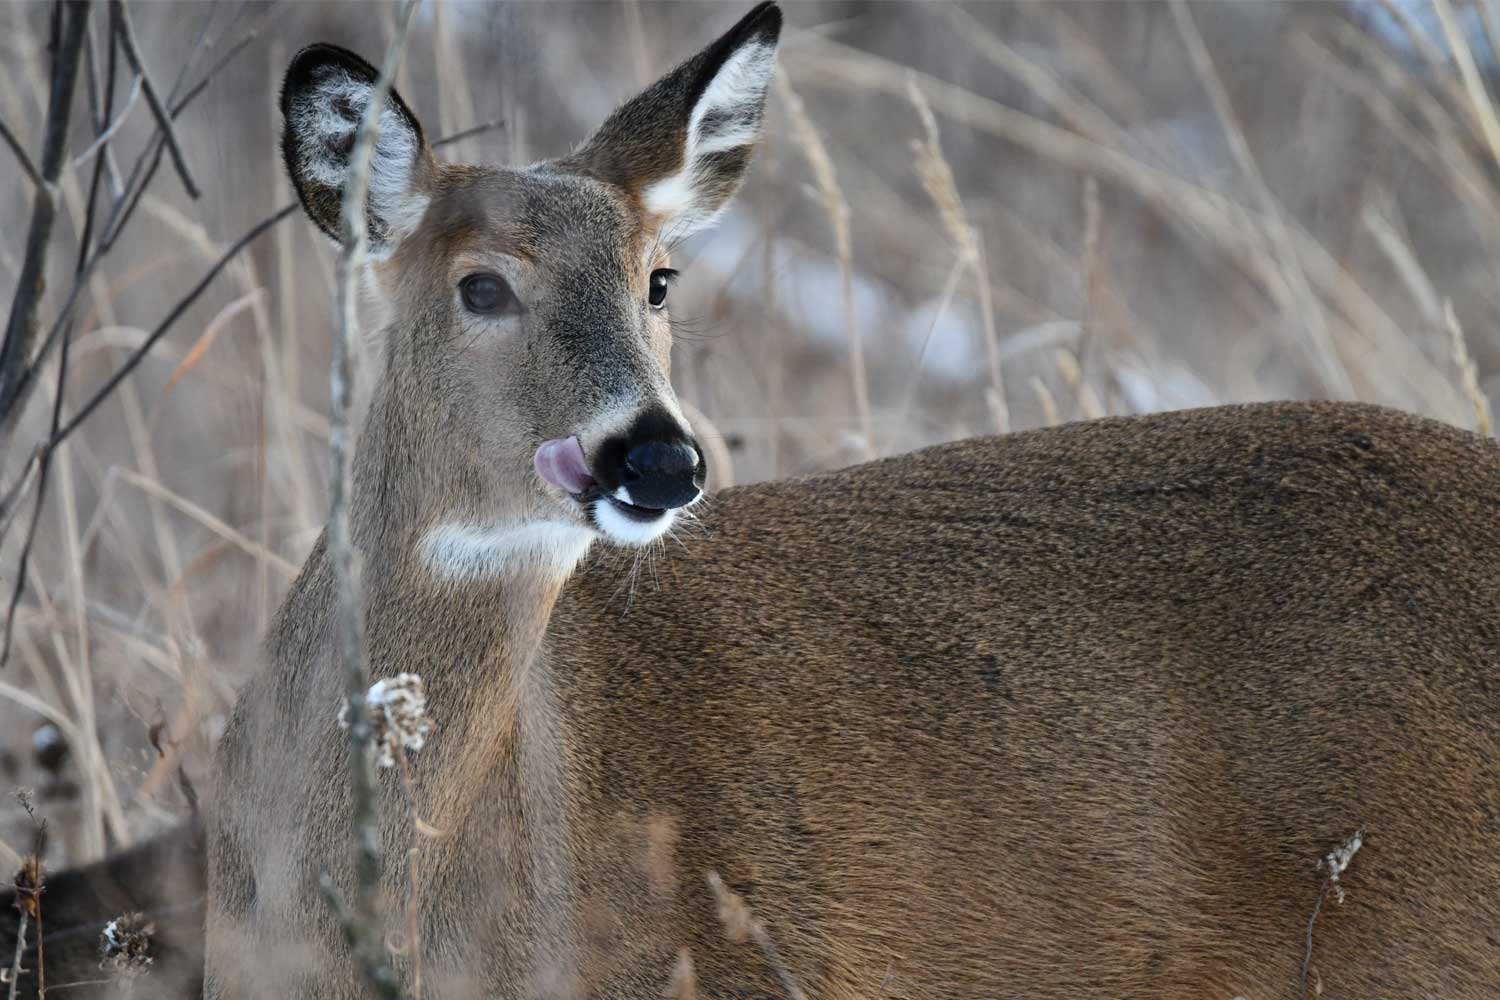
[{"left": 206, "top": 400, "right": 1500, "bottom": 999}]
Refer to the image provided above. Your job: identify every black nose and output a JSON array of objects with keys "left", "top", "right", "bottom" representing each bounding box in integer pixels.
[{"left": 619, "top": 440, "right": 703, "bottom": 509}]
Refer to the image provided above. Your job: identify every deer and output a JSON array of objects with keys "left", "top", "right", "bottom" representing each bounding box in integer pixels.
[{"left": 7, "top": 3, "right": 1500, "bottom": 998}]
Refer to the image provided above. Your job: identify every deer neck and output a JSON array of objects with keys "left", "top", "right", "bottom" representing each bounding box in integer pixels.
[{"left": 338, "top": 371, "right": 581, "bottom": 875}]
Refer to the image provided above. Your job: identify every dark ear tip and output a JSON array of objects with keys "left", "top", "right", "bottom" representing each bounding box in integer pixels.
[
  {"left": 733, "top": 1, "right": 783, "bottom": 46},
  {"left": 281, "top": 43, "right": 379, "bottom": 110}
]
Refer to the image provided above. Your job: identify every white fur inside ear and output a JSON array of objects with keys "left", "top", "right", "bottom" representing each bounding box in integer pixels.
[
  {"left": 291, "top": 71, "right": 429, "bottom": 248},
  {"left": 642, "top": 40, "right": 776, "bottom": 233},
  {"left": 420, "top": 521, "right": 595, "bottom": 582}
]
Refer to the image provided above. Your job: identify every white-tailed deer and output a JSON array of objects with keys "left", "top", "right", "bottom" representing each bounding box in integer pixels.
[{"left": 204, "top": 3, "right": 1500, "bottom": 998}]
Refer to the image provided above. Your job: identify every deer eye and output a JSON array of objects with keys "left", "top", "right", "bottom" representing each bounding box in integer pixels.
[
  {"left": 459, "top": 273, "right": 516, "bottom": 315},
  {"left": 649, "top": 268, "right": 677, "bottom": 309}
]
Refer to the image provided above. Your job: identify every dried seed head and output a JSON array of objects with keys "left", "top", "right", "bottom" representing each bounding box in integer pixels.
[
  {"left": 1320, "top": 828, "right": 1364, "bottom": 905},
  {"left": 338, "top": 672, "right": 435, "bottom": 768},
  {"left": 100, "top": 912, "right": 156, "bottom": 977},
  {"left": 11, "top": 854, "right": 45, "bottom": 920}
]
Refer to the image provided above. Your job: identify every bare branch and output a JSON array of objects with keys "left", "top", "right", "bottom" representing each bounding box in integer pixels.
[
  {"left": 72, "top": 74, "right": 144, "bottom": 170},
  {"left": 81, "top": 8, "right": 125, "bottom": 198},
  {"left": 5, "top": 911, "right": 28, "bottom": 1000},
  {"left": 429, "top": 116, "right": 505, "bottom": 149},
  {"left": 317, "top": 873, "right": 402, "bottom": 999},
  {"left": 111, "top": 0, "right": 201, "bottom": 199},
  {"left": 0, "top": 5, "right": 269, "bottom": 437},
  {"left": 0, "top": 203, "right": 294, "bottom": 668},
  {"left": 326, "top": 1, "right": 420, "bottom": 997},
  {"left": 57, "top": 206, "right": 296, "bottom": 444},
  {"left": 0, "top": 118, "right": 46, "bottom": 194},
  {"left": 0, "top": 1, "right": 91, "bottom": 434},
  {"left": 0, "top": 337, "right": 67, "bottom": 670}
]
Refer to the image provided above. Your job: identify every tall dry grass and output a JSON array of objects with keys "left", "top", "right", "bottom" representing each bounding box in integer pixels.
[{"left": 1, "top": 0, "right": 1498, "bottom": 866}]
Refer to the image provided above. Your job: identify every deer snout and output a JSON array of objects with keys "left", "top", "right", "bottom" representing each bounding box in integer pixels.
[{"left": 618, "top": 440, "right": 703, "bottom": 510}]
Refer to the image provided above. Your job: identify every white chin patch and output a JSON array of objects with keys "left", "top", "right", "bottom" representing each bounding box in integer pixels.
[
  {"left": 420, "top": 521, "right": 595, "bottom": 582},
  {"left": 591, "top": 500, "right": 676, "bottom": 547}
]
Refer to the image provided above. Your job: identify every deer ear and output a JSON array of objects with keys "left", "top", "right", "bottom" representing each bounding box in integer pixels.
[
  {"left": 571, "top": 2, "right": 782, "bottom": 240},
  {"left": 281, "top": 44, "right": 432, "bottom": 254}
]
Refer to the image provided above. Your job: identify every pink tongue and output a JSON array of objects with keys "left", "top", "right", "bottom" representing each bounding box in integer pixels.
[{"left": 534, "top": 436, "right": 595, "bottom": 495}]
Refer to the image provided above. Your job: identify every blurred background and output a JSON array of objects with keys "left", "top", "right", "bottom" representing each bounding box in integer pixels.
[{"left": 1, "top": 0, "right": 1497, "bottom": 869}]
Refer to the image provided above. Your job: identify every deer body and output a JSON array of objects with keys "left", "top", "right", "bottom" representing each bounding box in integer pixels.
[
  {"left": 202, "top": 5, "right": 1500, "bottom": 998},
  {"left": 208, "top": 401, "right": 1500, "bottom": 1000}
]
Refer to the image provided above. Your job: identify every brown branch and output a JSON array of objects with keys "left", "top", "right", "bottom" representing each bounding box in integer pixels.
[{"left": 110, "top": 0, "right": 200, "bottom": 198}]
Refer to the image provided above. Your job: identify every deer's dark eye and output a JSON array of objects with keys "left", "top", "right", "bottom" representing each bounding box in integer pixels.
[
  {"left": 459, "top": 273, "right": 516, "bottom": 315},
  {"left": 649, "top": 268, "right": 677, "bottom": 309}
]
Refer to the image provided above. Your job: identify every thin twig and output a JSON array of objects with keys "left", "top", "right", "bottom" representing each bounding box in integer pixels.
[
  {"left": 0, "top": 1, "right": 91, "bottom": 433},
  {"left": 0, "top": 246, "right": 80, "bottom": 669},
  {"left": 317, "top": 872, "right": 400, "bottom": 999},
  {"left": 57, "top": 205, "right": 296, "bottom": 444},
  {"left": 396, "top": 749, "right": 424, "bottom": 1000},
  {"left": 71, "top": 74, "right": 143, "bottom": 169},
  {"left": 6, "top": 910, "right": 28, "bottom": 1000},
  {"left": 1300, "top": 884, "right": 1328, "bottom": 1000},
  {"left": 165, "top": 3, "right": 282, "bottom": 122},
  {"left": 111, "top": 0, "right": 201, "bottom": 198},
  {"left": 5, "top": 49, "right": 489, "bottom": 442},
  {"left": 706, "top": 872, "right": 808, "bottom": 1000},
  {"left": 0, "top": 8, "right": 118, "bottom": 640},
  {"left": 0, "top": 452, "right": 40, "bottom": 541},
  {"left": 774, "top": 75, "right": 873, "bottom": 458},
  {"left": 0, "top": 118, "right": 46, "bottom": 193},
  {"left": 327, "top": 2, "right": 420, "bottom": 997},
  {"left": 163, "top": 1, "right": 224, "bottom": 103},
  {"left": 906, "top": 76, "right": 1009, "bottom": 433},
  {"left": 1168, "top": 0, "right": 1349, "bottom": 398},
  {"left": 82, "top": 22, "right": 127, "bottom": 200},
  {"left": 429, "top": 115, "right": 504, "bottom": 149}
]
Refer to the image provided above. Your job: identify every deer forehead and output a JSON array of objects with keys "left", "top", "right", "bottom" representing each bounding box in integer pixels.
[{"left": 394, "top": 166, "right": 661, "bottom": 278}]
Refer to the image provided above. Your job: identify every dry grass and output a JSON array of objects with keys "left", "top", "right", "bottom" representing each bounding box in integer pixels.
[{"left": 0, "top": 0, "right": 1496, "bottom": 888}]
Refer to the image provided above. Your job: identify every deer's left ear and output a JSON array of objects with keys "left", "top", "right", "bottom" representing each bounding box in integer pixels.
[{"left": 568, "top": 2, "right": 782, "bottom": 240}]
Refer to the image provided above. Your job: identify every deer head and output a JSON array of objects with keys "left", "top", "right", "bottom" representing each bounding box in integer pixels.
[{"left": 280, "top": 3, "right": 782, "bottom": 580}]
